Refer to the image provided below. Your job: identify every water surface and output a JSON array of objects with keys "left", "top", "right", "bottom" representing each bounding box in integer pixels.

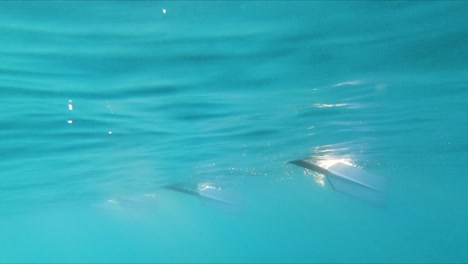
[{"left": 0, "top": 1, "right": 467, "bottom": 263}]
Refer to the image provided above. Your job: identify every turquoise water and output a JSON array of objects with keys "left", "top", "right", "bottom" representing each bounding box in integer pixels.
[{"left": 1, "top": 1, "right": 467, "bottom": 263}]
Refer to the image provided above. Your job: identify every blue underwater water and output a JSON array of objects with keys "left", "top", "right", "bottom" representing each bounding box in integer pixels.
[{"left": 0, "top": 1, "right": 467, "bottom": 263}]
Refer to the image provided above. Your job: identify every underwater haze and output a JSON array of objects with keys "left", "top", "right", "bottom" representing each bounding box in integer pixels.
[{"left": 0, "top": 1, "right": 467, "bottom": 263}]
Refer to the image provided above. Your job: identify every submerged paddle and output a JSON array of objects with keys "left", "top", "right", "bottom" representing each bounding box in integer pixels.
[
  {"left": 164, "top": 183, "right": 241, "bottom": 213},
  {"left": 289, "top": 159, "right": 387, "bottom": 206}
]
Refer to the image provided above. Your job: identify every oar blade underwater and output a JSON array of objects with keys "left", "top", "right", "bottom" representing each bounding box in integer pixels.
[
  {"left": 198, "top": 187, "right": 242, "bottom": 213},
  {"left": 164, "top": 183, "right": 242, "bottom": 213},
  {"left": 93, "top": 183, "right": 241, "bottom": 217},
  {"left": 290, "top": 159, "right": 387, "bottom": 206}
]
